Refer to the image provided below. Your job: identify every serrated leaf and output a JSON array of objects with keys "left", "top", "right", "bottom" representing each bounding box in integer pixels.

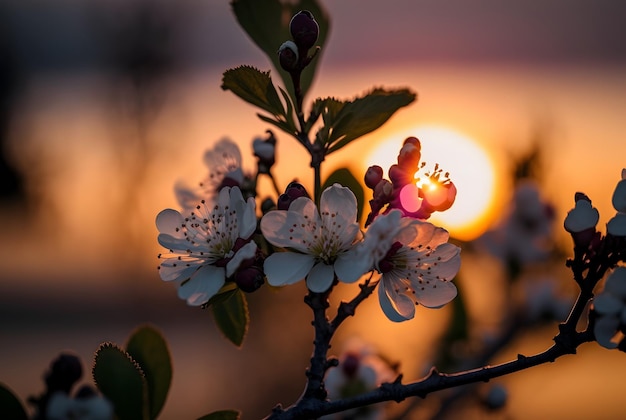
[
  {"left": 320, "top": 88, "right": 416, "bottom": 154},
  {"left": 230, "top": 0, "right": 330, "bottom": 101},
  {"left": 197, "top": 410, "right": 241, "bottom": 420},
  {"left": 0, "top": 383, "right": 27, "bottom": 420},
  {"left": 126, "top": 325, "right": 172, "bottom": 420},
  {"left": 322, "top": 168, "right": 365, "bottom": 224},
  {"left": 93, "top": 343, "right": 148, "bottom": 420},
  {"left": 221, "top": 66, "right": 285, "bottom": 117},
  {"left": 211, "top": 289, "right": 249, "bottom": 347}
]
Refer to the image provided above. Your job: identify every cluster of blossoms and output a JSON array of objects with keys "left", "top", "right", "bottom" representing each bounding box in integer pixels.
[
  {"left": 477, "top": 180, "right": 555, "bottom": 268},
  {"left": 156, "top": 137, "right": 461, "bottom": 322},
  {"left": 364, "top": 137, "right": 456, "bottom": 226},
  {"left": 562, "top": 169, "right": 626, "bottom": 349}
]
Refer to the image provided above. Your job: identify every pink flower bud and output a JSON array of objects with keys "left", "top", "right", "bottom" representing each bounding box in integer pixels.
[{"left": 397, "top": 140, "right": 421, "bottom": 169}]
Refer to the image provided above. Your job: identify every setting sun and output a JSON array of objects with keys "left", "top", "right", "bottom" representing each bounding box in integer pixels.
[{"left": 365, "top": 125, "right": 496, "bottom": 241}]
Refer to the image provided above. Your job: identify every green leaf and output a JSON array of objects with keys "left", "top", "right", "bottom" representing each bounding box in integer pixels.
[
  {"left": 197, "top": 410, "right": 241, "bottom": 420},
  {"left": 206, "top": 282, "right": 239, "bottom": 307},
  {"left": 126, "top": 325, "right": 172, "bottom": 420},
  {"left": 322, "top": 168, "right": 365, "bottom": 224},
  {"left": 211, "top": 288, "right": 249, "bottom": 347},
  {"left": 230, "top": 0, "right": 330, "bottom": 101},
  {"left": 319, "top": 88, "right": 416, "bottom": 154},
  {"left": 93, "top": 343, "right": 148, "bottom": 420},
  {"left": 0, "top": 383, "right": 27, "bottom": 420},
  {"left": 221, "top": 65, "right": 285, "bottom": 117}
]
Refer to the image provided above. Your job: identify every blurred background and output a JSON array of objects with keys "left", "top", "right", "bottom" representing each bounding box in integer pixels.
[{"left": 1, "top": 0, "right": 626, "bottom": 418}]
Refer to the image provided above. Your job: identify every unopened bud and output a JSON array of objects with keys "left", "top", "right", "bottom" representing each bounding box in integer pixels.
[
  {"left": 564, "top": 196, "right": 599, "bottom": 233},
  {"left": 341, "top": 352, "right": 360, "bottom": 378},
  {"left": 388, "top": 164, "right": 411, "bottom": 188},
  {"left": 364, "top": 165, "right": 383, "bottom": 189},
  {"left": 235, "top": 266, "right": 265, "bottom": 293},
  {"left": 289, "top": 10, "right": 319, "bottom": 51},
  {"left": 45, "top": 353, "right": 83, "bottom": 394},
  {"left": 278, "top": 182, "right": 310, "bottom": 210},
  {"left": 611, "top": 168, "right": 626, "bottom": 213},
  {"left": 253, "top": 130, "right": 277, "bottom": 173},
  {"left": 397, "top": 139, "right": 421, "bottom": 169},
  {"left": 278, "top": 40, "right": 299, "bottom": 72}
]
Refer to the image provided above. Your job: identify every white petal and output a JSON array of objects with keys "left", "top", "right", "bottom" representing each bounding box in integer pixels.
[
  {"left": 204, "top": 137, "right": 242, "bottom": 169},
  {"left": 307, "top": 262, "right": 335, "bottom": 292},
  {"left": 428, "top": 244, "right": 462, "bottom": 280},
  {"left": 608, "top": 213, "right": 626, "bottom": 236},
  {"left": 612, "top": 178, "right": 626, "bottom": 212},
  {"left": 564, "top": 200, "right": 599, "bottom": 232},
  {"left": 158, "top": 258, "right": 201, "bottom": 281},
  {"left": 174, "top": 180, "right": 205, "bottom": 212},
  {"left": 226, "top": 241, "right": 257, "bottom": 277},
  {"left": 239, "top": 197, "right": 258, "bottom": 239},
  {"left": 157, "top": 233, "right": 189, "bottom": 250},
  {"left": 177, "top": 265, "right": 225, "bottom": 306},
  {"left": 594, "top": 293, "right": 623, "bottom": 315},
  {"left": 334, "top": 251, "right": 371, "bottom": 284},
  {"left": 156, "top": 209, "right": 185, "bottom": 238},
  {"left": 594, "top": 316, "right": 619, "bottom": 349},
  {"left": 378, "top": 280, "right": 412, "bottom": 322},
  {"left": 320, "top": 184, "right": 358, "bottom": 225},
  {"left": 260, "top": 210, "right": 312, "bottom": 253},
  {"left": 604, "top": 267, "right": 626, "bottom": 297},
  {"left": 413, "top": 280, "right": 457, "bottom": 308},
  {"left": 264, "top": 252, "right": 315, "bottom": 286}
]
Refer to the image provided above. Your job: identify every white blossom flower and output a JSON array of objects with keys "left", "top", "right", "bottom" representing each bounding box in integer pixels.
[
  {"left": 175, "top": 138, "right": 244, "bottom": 212},
  {"left": 476, "top": 181, "right": 554, "bottom": 265},
  {"left": 593, "top": 267, "right": 626, "bottom": 349},
  {"left": 349, "top": 209, "right": 460, "bottom": 322},
  {"left": 260, "top": 184, "right": 362, "bottom": 293},
  {"left": 564, "top": 196, "right": 599, "bottom": 233},
  {"left": 47, "top": 391, "right": 113, "bottom": 420},
  {"left": 323, "top": 338, "right": 395, "bottom": 420},
  {"left": 607, "top": 168, "right": 626, "bottom": 236},
  {"left": 156, "top": 186, "right": 257, "bottom": 306}
]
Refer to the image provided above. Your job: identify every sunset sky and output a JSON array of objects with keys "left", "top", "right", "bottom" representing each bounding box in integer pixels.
[{"left": 1, "top": 0, "right": 626, "bottom": 418}]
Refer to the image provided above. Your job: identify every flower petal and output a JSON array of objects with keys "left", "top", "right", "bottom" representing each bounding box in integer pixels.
[
  {"left": 413, "top": 279, "right": 457, "bottom": 308},
  {"left": 307, "top": 262, "right": 335, "bottom": 293},
  {"left": 156, "top": 209, "right": 185, "bottom": 238},
  {"left": 264, "top": 252, "right": 315, "bottom": 286},
  {"left": 334, "top": 250, "right": 371, "bottom": 284},
  {"left": 320, "top": 184, "right": 358, "bottom": 225},
  {"left": 594, "top": 293, "right": 622, "bottom": 315},
  {"left": 594, "top": 316, "right": 620, "bottom": 349},
  {"left": 604, "top": 267, "right": 626, "bottom": 297},
  {"left": 226, "top": 241, "right": 257, "bottom": 277},
  {"left": 158, "top": 258, "right": 201, "bottom": 282},
  {"left": 177, "top": 264, "right": 225, "bottom": 306},
  {"left": 260, "top": 209, "right": 312, "bottom": 253},
  {"left": 378, "top": 280, "right": 413, "bottom": 322}
]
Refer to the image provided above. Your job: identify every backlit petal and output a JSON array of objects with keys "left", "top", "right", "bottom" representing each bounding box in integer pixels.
[
  {"left": 264, "top": 252, "right": 315, "bottom": 286},
  {"left": 177, "top": 264, "right": 225, "bottom": 306},
  {"left": 307, "top": 262, "right": 335, "bottom": 292}
]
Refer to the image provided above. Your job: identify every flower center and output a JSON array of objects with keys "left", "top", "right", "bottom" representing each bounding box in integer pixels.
[{"left": 378, "top": 241, "right": 405, "bottom": 273}]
